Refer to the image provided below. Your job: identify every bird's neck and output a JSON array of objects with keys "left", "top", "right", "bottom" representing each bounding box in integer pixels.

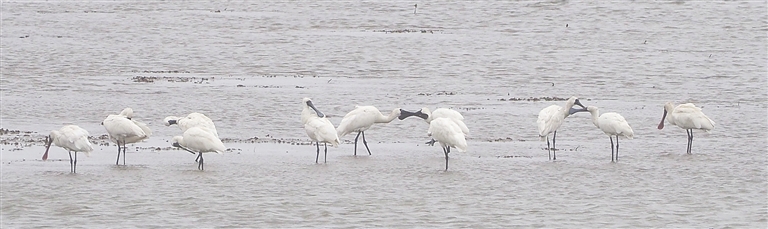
[
  {"left": 376, "top": 111, "right": 398, "bottom": 123},
  {"left": 589, "top": 110, "right": 600, "bottom": 127}
]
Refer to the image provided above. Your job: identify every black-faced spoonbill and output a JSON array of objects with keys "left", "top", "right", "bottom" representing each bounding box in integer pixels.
[
  {"left": 657, "top": 102, "right": 715, "bottom": 154},
  {"left": 301, "top": 98, "right": 340, "bottom": 163},
  {"left": 42, "top": 125, "right": 94, "bottom": 173},
  {"left": 399, "top": 107, "right": 469, "bottom": 146},
  {"left": 573, "top": 106, "right": 634, "bottom": 162},
  {"left": 428, "top": 117, "right": 468, "bottom": 171},
  {"left": 101, "top": 108, "right": 150, "bottom": 165},
  {"left": 336, "top": 106, "right": 403, "bottom": 156},
  {"left": 537, "top": 96, "right": 585, "bottom": 160},
  {"left": 172, "top": 126, "right": 226, "bottom": 170},
  {"left": 164, "top": 112, "right": 219, "bottom": 162}
]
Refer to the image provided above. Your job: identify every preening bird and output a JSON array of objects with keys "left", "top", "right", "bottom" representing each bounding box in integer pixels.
[
  {"left": 172, "top": 126, "right": 226, "bottom": 170},
  {"left": 399, "top": 107, "right": 469, "bottom": 145},
  {"left": 537, "top": 96, "right": 585, "bottom": 160},
  {"left": 336, "top": 106, "right": 402, "bottom": 156},
  {"left": 163, "top": 112, "right": 218, "bottom": 138},
  {"left": 657, "top": 102, "right": 715, "bottom": 154},
  {"left": 301, "top": 98, "right": 340, "bottom": 163},
  {"left": 428, "top": 117, "right": 468, "bottom": 171},
  {"left": 101, "top": 108, "right": 150, "bottom": 165},
  {"left": 42, "top": 125, "right": 94, "bottom": 173}
]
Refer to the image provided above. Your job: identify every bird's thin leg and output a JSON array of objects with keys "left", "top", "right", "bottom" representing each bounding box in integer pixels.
[
  {"left": 615, "top": 136, "right": 619, "bottom": 162},
  {"left": 686, "top": 129, "right": 692, "bottom": 154},
  {"left": 443, "top": 146, "right": 450, "bottom": 171},
  {"left": 115, "top": 141, "right": 121, "bottom": 165},
  {"left": 324, "top": 142, "right": 328, "bottom": 163},
  {"left": 315, "top": 142, "right": 320, "bottom": 164},
  {"left": 68, "top": 151, "right": 74, "bottom": 173},
  {"left": 689, "top": 130, "right": 694, "bottom": 154},
  {"left": 122, "top": 140, "right": 127, "bottom": 165},
  {"left": 552, "top": 131, "right": 557, "bottom": 160},
  {"left": 195, "top": 153, "right": 201, "bottom": 162},
  {"left": 546, "top": 137, "right": 551, "bottom": 160},
  {"left": 361, "top": 131, "right": 371, "bottom": 155},
  {"left": 354, "top": 131, "right": 361, "bottom": 156},
  {"left": 197, "top": 152, "right": 204, "bottom": 170},
  {"left": 74, "top": 151, "right": 78, "bottom": 173},
  {"left": 425, "top": 138, "right": 437, "bottom": 146},
  {"left": 610, "top": 137, "right": 615, "bottom": 162}
]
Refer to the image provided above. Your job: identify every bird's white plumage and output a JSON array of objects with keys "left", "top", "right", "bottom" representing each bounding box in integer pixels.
[
  {"left": 420, "top": 108, "right": 469, "bottom": 136},
  {"left": 428, "top": 117, "right": 468, "bottom": 152},
  {"left": 172, "top": 127, "right": 226, "bottom": 154},
  {"left": 663, "top": 102, "right": 715, "bottom": 131},
  {"left": 164, "top": 112, "right": 219, "bottom": 138},
  {"left": 587, "top": 106, "right": 634, "bottom": 139},
  {"left": 102, "top": 114, "right": 146, "bottom": 143},
  {"left": 49, "top": 125, "right": 94, "bottom": 156},
  {"left": 302, "top": 98, "right": 340, "bottom": 147},
  {"left": 537, "top": 97, "right": 581, "bottom": 140},
  {"left": 336, "top": 106, "right": 400, "bottom": 137}
]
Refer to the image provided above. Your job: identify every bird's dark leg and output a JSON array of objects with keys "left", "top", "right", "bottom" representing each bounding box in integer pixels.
[
  {"left": 552, "top": 131, "right": 557, "bottom": 160},
  {"left": 610, "top": 136, "right": 615, "bottom": 162},
  {"left": 361, "top": 131, "right": 371, "bottom": 155},
  {"left": 615, "top": 136, "right": 619, "bottom": 162},
  {"left": 122, "top": 140, "right": 126, "bottom": 165},
  {"left": 688, "top": 130, "right": 694, "bottom": 154},
  {"left": 74, "top": 151, "right": 78, "bottom": 173},
  {"left": 324, "top": 142, "right": 328, "bottom": 163},
  {"left": 195, "top": 153, "right": 201, "bottom": 162},
  {"left": 443, "top": 146, "right": 450, "bottom": 171},
  {"left": 425, "top": 139, "right": 437, "bottom": 146},
  {"left": 685, "top": 129, "right": 691, "bottom": 154},
  {"left": 315, "top": 142, "right": 320, "bottom": 164},
  {"left": 115, "top": 141, "right": 121, "bottom": 165},
  {"left": 354, "top": 131, "right": 361, "bottom": 156},
  {"left": 197, "top": 152, "right": 204, "bottom": 170},
  {"left": 68, "top": 151, "right": 74, "bottom": 173},
  {"left": 546, "top": 137, "right": 551, "bottom": 160}
]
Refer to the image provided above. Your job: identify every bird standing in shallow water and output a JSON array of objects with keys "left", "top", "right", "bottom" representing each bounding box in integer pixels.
[
  {"left": 42, "top": 125, "right": 94, "bottom": 173},
  {"left": 537, "top": 97, "right": 585, "bottom": 160},
  {"left": 657, "top": 102, "right": 715, "bottom": 154},
  {"left": 573, "top": 106, "right": 634, "bottom": 162},
  {"left": 172, "top": 126, "right": 226, "bottom": 171},
  {"left": 301, "top": 98, "right": 340, "bottom": 163},
  {"left": 102, "top": 108, "right": 150, "bottom": 165},
  {"left": 336, "top": 106, "right": 403, "bottom": 156},
  {"left": 428, "top": 117, "right": 468, "bottom": 171}
]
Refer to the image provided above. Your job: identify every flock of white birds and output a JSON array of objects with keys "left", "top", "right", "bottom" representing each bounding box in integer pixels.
[{"left": 40, "top": 97, "right": 715, "bottom": 173}]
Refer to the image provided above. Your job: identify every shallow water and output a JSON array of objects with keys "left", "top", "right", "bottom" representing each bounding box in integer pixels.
[{"left": 1, "top": 0, "right": 767, "bottom": 227}]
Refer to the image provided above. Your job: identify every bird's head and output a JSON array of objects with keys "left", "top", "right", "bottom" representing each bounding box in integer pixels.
[
  {"left": 303, "top": 98, "right": 325, "bottom": 118},
  {"left": 171, "top": 136, "right": 183, "bottom": 148}
]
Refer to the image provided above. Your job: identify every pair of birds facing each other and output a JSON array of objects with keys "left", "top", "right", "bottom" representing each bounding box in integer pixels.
[
  {"left": 539, "top": 97, "right": 715, "bottom": 162},
  {"left": 301, "top": 97, "right": 469, "bottom": 171}
]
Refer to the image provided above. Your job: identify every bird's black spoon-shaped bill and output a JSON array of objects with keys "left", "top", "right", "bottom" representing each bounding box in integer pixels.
[
  {"left": 568, "top": 107, "right": 588, "bottom": 115},
  {"left": 306, "top": 100, "right": 325, "bottom": 117},
  {"left": 398, "top": 109, "right": 429, "bottom": 120}
]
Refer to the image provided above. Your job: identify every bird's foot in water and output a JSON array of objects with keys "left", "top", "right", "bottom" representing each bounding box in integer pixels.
[{"left": 425, "top": 139, "right": 437, "bottom": 146}]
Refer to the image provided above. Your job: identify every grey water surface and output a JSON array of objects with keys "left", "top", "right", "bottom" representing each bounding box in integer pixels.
[{"left": 1, "top": 0, "right": 766, "bottom": 228}]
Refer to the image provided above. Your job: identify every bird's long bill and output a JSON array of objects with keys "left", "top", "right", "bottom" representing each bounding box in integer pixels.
[
  {"left": 42, "top": 137, "right": 52, "bottom": 160},
  {"left": 574, "top": 99, "right": 586, "bottom": 109},
  {"left": 167, "top": 119, "right": 177, "bottom": 125},
  {"left": 568, "top": 107, "right": 588, "bottom": 115},
  {"left": 306, "top": 100, "right": 325, "bottom": 117},
  {"left": 657, "top": 109, "right": 668, "bottom": 130},
  {"left": 172, "top": 142, "right": 197, "bottom": 155}
]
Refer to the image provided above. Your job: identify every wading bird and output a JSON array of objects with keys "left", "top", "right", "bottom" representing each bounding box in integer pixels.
[
  {"left": 42, "top": 125, "right": 94, "bottom": 173},
  {"left": 657, "top": 102, "right": 715, "bottom": 154},
  {"left": 102, "top": 108, "right": 150, "bottom": 165},
  {"left": 399, "top": 107, "right": 469, "bottom": 146},
  {"left": 163, "top": 112, "right": 218, "bottom": 138},
  {"left": 537, "top": 96, "right": 585, "bottom": 160},
  {"left": 428, "top": 117, "right": 468, "bottom": 171},
  {"left": 573, "top": 106, "right": 634, "bottom": 162},
  {"left": 172, "top": 126, "right": 225, "bottom": 171},
  {"left": 336, "top": 106, "right": 402, "bottom": 156},
  {"left": 301, "top": 98, "right": 340, "bottom": 163}
]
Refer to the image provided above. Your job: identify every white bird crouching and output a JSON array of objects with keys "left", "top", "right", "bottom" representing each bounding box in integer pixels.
[
  {"left": 428, "top": 117, "right": 468, "bottom": 171},
  {"left": 172, "top": 126, "right": 226, "bottom": 171},
  {"left": 42, "top": 125, "right": 94, "bottom": 173}
]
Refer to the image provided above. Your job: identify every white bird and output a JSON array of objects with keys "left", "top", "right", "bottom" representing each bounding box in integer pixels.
[
  {"left": 42, "top": 125, "right": 94, "bottom": 173},
  {"left": 163, "top": 112, "right": 219, "bottom": 138},
  {"left": 301, "top": 98, "right": 340, "bottom": 163},
  {"left": 102, "top": 108, "right": 150, "bottom": 165},
  {"left": 336, "top": 106, "right": 402, "bottom": 156},
  {"left": 399, "top": 107, "right": 469, "bottom": 145},
  {"left": 537, "top": 96, "right": 585, "bottom": 160},
  {"left": 657, "top": 102, "right": 715, "bottom": 154},
  {"left": 172, "top": 126, "right": 226, "bottom": 170},
  {"left": 577, "top": 106, "right": 634, "bottom": 162},
  {"left": 428, "top": 117, "right": 468, "bottom": 171}
]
